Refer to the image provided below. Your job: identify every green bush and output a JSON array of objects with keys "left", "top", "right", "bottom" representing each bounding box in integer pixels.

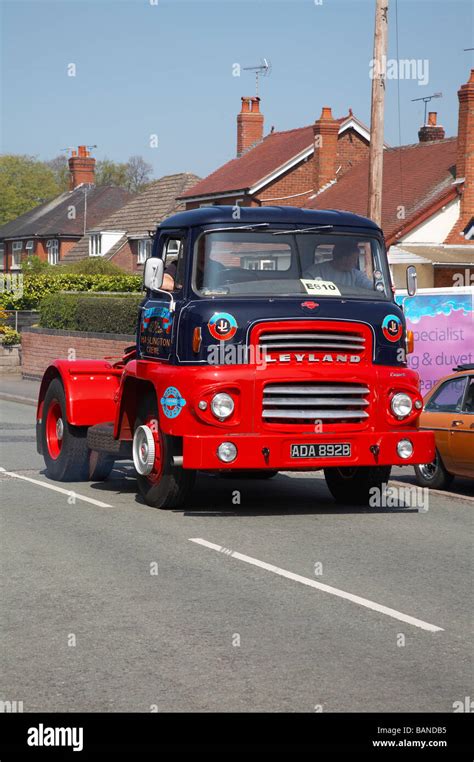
[
  {"left": 60, "top": 258, "right": 125, "bottom": 276},
  {"left": 21, "top": 255, "right": 53, "bottom": 274},
  {"left": 39, "top": 292, "right": 143, "bottom": 334},
  {"left": 0, "top": 272, "right": 142, "bottom": 310}
]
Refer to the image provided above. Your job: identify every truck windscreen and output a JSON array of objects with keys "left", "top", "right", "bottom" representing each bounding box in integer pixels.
[{"left": 193, "top": 230, "right": 391, "bottom": 300}]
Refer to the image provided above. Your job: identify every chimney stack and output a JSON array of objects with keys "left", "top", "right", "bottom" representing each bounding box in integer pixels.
[
  {"left": 445, "top": 69, "right": 474, "bottom": 243},
  {"left": 313, "top": 106, "right": 340, "bottom": 193},
  {"left": 456, "top": 69, "right": 474, "bottom": 199},
  {"left": 237, "top": 97, "right": 264, "bottom": 157},
  {"left": 418, "top": 112, "right": 445, "bottom": 142},
  {"left": 68, "top": 145, "right": 96, "bottom": 190}
]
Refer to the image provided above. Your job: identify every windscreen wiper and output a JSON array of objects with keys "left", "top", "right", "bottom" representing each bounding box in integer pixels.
[
  {"left": 204, "top": 223, "right": 270, "bottom": 233},
  {"left": 272, "top": 225, "right": 334, "bottom": 235}
]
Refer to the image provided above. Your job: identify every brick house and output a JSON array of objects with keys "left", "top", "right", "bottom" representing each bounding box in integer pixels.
[
  {"left": 178, "top": 97, "right": 376, "bottom": 209},
  {"left": 0, "top": 147, "right": 133, "bottom": 272},
  {"left": 308, "top": 70, "right": 474, "bottom": 288},
  {"left": 178, "top": 71, "right": 474, "bottom": 289},
  {"left": 61, "top": 172, "right": 200, "bottom": 273}
]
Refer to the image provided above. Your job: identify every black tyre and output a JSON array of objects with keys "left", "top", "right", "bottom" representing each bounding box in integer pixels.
[
  {"left": 324, "top": 465, "right": 392, "bottom": 506},
  {"left": 134, "top": 395, "right": 196, "bottom": 509},
  {"left": 414, "top": 450, "right": 454, "bottom": 490},
  {"left": 42, "top": 378, "right": 89, "bottom": 481}
]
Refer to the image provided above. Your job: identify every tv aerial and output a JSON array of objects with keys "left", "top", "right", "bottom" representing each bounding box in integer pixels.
[
  {"left": 243, "top": 58, "right": 272, "bottom": 97},
  {"left": 411, "top": 92, "right": 442, "bottom": 126}
]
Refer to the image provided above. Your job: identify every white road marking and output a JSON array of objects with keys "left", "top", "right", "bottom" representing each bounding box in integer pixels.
[
  {"left": 189, "top": 538, "right": 444, "bottom": 633},
  {"left": 0, "top": 467, "right": 113, "bottom": 508}
]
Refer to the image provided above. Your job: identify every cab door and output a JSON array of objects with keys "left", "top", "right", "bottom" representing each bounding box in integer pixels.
[
  {"left": 449, "top": 376, "right": 474, "bottom": 477},
  {"left": 138, "top": 232, "right": 187, "bottom": 362}
]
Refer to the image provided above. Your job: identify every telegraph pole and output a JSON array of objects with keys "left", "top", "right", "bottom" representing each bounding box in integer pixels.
[{"left": 367, "top": 0, "right": 389, "bottom": 225}]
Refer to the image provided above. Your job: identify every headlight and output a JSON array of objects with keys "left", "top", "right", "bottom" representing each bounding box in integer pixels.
[
  {"left": 217, "top": 442, "right": 237, "bottom": 462},
  {"left": 391, "top": 392, "right": 413, "bottom": 419},
  {"left": 211, "top": 392, "right": 234, "bottom": 420},
  {"left": 397, "top": 439, "right": 413, "bottom": 459}
]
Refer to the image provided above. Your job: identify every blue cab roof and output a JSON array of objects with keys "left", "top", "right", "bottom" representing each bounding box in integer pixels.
[{"left": 159, "top": 205, "right": 382, "bottom": 232}]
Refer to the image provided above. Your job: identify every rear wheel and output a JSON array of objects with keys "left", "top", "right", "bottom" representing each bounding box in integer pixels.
[
  {"left": 133, "top": 395, "right": 196, "bottom": 509},
  {"left": 42, "top": 378, "right": 114, "bottom": 482},
  {"left": 414, "top": 450, "right": 453, "bottom": 490},
  {"left": 324, "top": 465, "right": 392, "bottom": 506}
]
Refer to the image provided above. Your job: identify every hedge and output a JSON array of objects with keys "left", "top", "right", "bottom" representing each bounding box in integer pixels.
[
  {"left": 39, "top": 292, "right": 144, "bottom": 334},
  {"left": 0, "top": 272, "right": 142, "bottom": 310}
]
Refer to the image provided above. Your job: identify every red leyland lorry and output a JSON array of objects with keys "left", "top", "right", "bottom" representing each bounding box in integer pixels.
[{"left": 36, "top": 207, "right": 435, "bottom": 508}]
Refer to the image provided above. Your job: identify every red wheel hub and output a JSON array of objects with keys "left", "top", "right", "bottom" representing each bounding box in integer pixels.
[{"left": 46, "top": 400, "right": 64, "bottom": 460}]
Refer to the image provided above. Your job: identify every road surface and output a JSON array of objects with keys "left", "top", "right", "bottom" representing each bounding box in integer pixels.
[{"left": 1, "top": 399, "right": 472, "bottom": 712}]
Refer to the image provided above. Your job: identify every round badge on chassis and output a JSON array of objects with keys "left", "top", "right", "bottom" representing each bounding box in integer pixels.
[{"left": 133, "top": 425, "right": 156, "bottom": 475}]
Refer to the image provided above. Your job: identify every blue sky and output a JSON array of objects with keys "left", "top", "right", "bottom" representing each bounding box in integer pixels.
[{"left": 1, "top": 0, "right": 472, "bottom": 181}]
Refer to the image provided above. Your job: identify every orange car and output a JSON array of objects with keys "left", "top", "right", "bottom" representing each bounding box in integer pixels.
[{"left": 415, "top": 364, "right": 474, "bottom": 488}]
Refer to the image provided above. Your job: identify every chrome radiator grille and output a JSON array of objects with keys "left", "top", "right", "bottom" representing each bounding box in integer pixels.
[
  {"left": 259, "top": 330, "right": 366, "bottom": 353},
  {"left": 262, "top": 382, "right": 370, "bottom": 424}
]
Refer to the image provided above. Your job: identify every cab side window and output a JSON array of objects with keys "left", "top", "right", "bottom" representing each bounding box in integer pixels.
[
  {"left": 163, "top": 237, "right": 185, "bottom": 290},
  {"left": 426, "top": 377, "right": 467, "bottom": 413}
]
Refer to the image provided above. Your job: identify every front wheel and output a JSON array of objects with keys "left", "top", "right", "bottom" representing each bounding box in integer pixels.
[
  {"left": 414, "top": 450, "right": 453, "bottom": 490},
  {"left": 133, "top": 397, "right": 196, "bottom": 509},
  {"left": 324, "top": 465, "right": 392, "bottom": 506}
]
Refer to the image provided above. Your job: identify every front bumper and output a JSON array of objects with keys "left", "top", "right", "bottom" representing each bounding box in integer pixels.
[{"left": 182, "top": 430, "right": 435, "bottom": 470}]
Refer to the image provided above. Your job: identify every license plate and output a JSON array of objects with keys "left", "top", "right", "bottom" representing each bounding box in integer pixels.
[{"left": 290, "top": 443, "right": 352, "bottom": 458}]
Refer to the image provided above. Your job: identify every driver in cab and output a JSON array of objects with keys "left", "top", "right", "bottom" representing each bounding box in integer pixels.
[{"left": 303, "top": 240, "right": 373, "bottom": 291}]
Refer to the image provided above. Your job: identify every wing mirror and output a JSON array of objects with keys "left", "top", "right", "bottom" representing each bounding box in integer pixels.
[
  {"left": 143, "top": 258, "right": 164, "bottom": 292},
  {"left": 406, "top": 265, "right": 417, "bottom": 296}
]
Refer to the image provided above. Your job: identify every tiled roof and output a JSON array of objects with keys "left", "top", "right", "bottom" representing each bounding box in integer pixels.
[
  {"left": 62, "top": 172, "right": 200, "bottom": 263},
  {"left": 308, "top": 138, "right": 458, "bottom": 244},
  {"left": 178, "top": 114, "right": 370, "bottom": 200},
  {"left": 0, "top": 185, "right": 133, "bottom": 239},
  {"left": 179, "top": 126, "right": 315, "bottom": 199}
]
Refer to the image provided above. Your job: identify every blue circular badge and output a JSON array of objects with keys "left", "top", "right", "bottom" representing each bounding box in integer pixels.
[{"left": 160, "top": 386, "right": 186, "bottom": 419}]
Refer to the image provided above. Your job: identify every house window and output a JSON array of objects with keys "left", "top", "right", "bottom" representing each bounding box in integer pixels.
[
  {"left": 242, "top": 257, "right": 277, "bottom": 271},
  {"left": 47, "top": 239, "right": 59, "bottom": 265},
  {"left": 11, "top": 241, "right": 22, "bottom": 269},
  {"left": 0, "top": 243, "right": 4, "bottom": 270},
  {"left": 25, "top": 240, "right": 35, "bottom": 256},
  {"left": 137, "top": 239, "right": 153, "bottom": 264},
  {"left": 89, "top": 234, "right": 102, "bottom": 257}
]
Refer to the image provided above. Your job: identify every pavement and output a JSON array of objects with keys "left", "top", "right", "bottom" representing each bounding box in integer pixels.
[
  {"left": 0, "top": 394, "right": 472, "bottom": 713},
  {"left": 0, "top": 373, "right": 39, "bottom": 406}
]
